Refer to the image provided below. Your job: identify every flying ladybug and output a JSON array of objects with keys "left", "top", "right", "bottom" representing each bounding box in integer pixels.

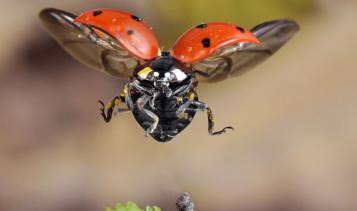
[{"left": 39, "top": 8, "right": 299, "bottom": 142}]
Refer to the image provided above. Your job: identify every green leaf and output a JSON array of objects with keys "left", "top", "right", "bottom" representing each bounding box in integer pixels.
[
  {"left": 153, "top": 206, "right": 161, "bottom": 211},
  {"left": 145, "top": 207, "right": 153, "bottom": 211},
  {"left": 145, "top": 206, "right": 161, "bottom": 211},
  {"left": 126, "top": 201, "right": 142, "bottom": 211},
  {"left": 106, "top": 201, "right": 161, "bottom": 211},
  {"left": 114, "top": 203, "right": 127, "bottom": 211}
]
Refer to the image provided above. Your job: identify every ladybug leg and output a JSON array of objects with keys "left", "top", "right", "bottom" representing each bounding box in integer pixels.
[
  {"left": 176, "top": 100, "right": 191, "bottom": 120},
  {"left": 136, "top": 94, "right": 159, "bottom": 135},
  {"left": 129, "top": 81, "right": 159, "bottom": 135},
  {"left": 98, "top": 87, "right": 129, "bottom": 123},
  {"left": 149, "top": 91, "right": 159, "bottom": 110},
  {"left": 205, "top": 106, "right": 234, "bottom": 136},
  {"left": 176, "top": 92, "right": 197, "bottom": 120},
  {"left": 187, "top": 101, "right": 234, "bottom": 136},
  {"left": 98, "top": 97, "right": 120, "bottom": 122}
]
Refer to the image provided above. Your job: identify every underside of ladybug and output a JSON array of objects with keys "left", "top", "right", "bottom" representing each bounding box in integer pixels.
[{"left": 39, "top": 8, "right": 299, "bottom": 142}]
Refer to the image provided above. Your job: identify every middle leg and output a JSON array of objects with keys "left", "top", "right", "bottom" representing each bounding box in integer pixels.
[
  {"left": 136, "top": 94, "right": 159, "bottom": 136},
  {"left": 98, "top": 86, "right": 129, "bottom": 123}
]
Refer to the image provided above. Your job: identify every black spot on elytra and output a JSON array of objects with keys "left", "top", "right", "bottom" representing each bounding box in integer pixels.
[
  {"left": 196, "top": 23, "right": 208, "bottom": 29},
  {"left": 93, "top": 10, "right": 103, "bottom": 16},
  {"left": 201, "top": 38, "right": 211, "bottom": 48},
  {"left": 127, "top": 30, "right": 134, "bottom": 35},
  {"left": 131, "top": 15, "right": 142, "bottom": 22},
  {"left": 236, "top": 26, "right": 245, "bottom": 33}
]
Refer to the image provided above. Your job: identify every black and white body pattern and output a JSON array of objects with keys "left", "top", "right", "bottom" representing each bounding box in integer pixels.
[{"left": 99, "top": 54, "right": 232, "bottom": 142}]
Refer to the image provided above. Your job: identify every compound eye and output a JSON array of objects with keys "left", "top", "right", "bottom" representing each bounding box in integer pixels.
[{"left": 171, "top": 68, "right": 188, "bottom": 81}]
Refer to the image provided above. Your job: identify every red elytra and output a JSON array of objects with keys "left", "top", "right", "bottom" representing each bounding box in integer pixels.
[
  {"left": 171, "top": 23, "right": 260, "bottom": 64},
  {"left": 74, "top": 9, "right": 160, "bottom": 60}
]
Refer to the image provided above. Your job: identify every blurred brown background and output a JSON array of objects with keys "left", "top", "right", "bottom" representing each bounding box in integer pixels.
[{"left": 1, "top": 0, "right": 357, "bottom": 210}]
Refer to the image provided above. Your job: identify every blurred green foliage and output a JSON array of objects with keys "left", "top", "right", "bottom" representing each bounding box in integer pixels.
[
  {"left": 149, "top": 0, "right": 313, "bottom": 48},
  {"left": 106, "top": 202, "right": 161, "bottom": 211}
]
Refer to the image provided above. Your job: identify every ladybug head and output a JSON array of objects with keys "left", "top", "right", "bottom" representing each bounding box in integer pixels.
[
  {"left": 151, "top": 53, "right": 175, "bottom": 75},
  {"left": 135, "top": 54, "right": 191, "bottom": 97}
]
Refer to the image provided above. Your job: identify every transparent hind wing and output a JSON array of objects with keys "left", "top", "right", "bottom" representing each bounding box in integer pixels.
[{"left": 39, "top": 8, "right": 139, "bottom": 79}]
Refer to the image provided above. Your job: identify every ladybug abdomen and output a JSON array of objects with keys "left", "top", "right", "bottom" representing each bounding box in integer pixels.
[{"left": 129, "top": 93, "right": 196, "bottom": 142}]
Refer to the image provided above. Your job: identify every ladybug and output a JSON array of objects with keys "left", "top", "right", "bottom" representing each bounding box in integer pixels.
[{"left": 39, "top": 8, "right": 299, "bottom": 142}]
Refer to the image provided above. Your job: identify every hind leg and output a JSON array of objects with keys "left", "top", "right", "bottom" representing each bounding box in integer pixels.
[{"left": 177, "top": 97, "right": 233, "bottom": 136}]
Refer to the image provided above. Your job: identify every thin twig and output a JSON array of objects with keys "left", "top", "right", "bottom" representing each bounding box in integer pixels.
[{"left": 176, "top": 193, "right": 194, "bottom": 211}]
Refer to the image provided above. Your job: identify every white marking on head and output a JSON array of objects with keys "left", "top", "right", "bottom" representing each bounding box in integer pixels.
[{"left": 171, "top": 68, "right": 187, "bottom": 81}]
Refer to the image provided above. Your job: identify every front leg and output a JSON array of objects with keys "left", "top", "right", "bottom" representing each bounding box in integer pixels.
[{"left": 98, "top": 95, "right": 128, "bottom": 123}]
